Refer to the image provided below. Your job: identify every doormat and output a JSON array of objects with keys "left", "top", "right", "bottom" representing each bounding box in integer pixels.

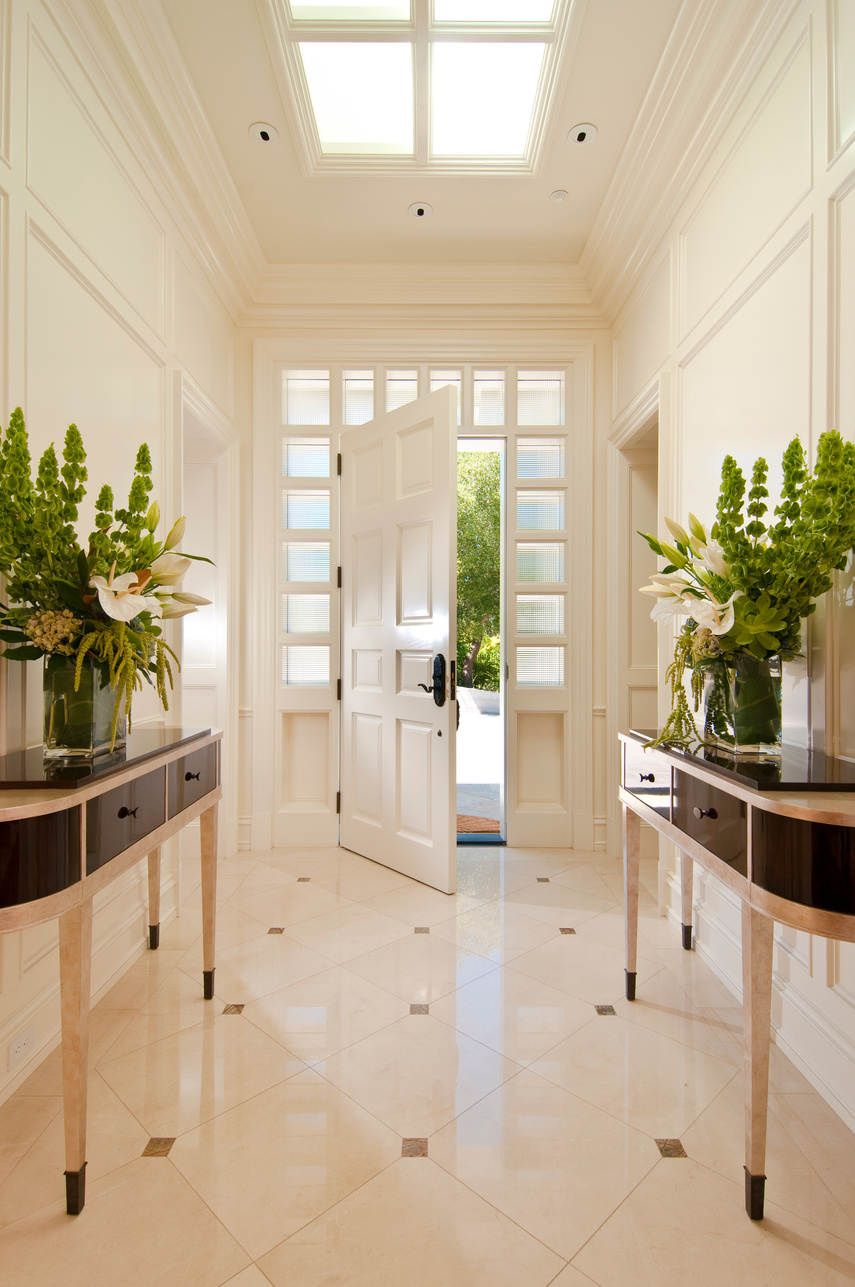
[{"left": 457, "top": 814, "right": 501, "bottom": 833}]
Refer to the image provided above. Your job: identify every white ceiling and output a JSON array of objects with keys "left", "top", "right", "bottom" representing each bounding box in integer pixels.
[{"left": 161, "top": 0, "right": 683, "bottom": 265}]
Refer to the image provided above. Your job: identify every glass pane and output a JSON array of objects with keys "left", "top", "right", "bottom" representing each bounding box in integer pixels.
[
  {"left": 299, "top": 43, "right": 413, "bottom": 154},
  {"left": 282, "top": 645, "right": 330, "bottom": 686},
  {"left": 430, "top": 369, "right": 461, "bottom": 425},
  {"left": 291, "top": 2, "right": 410, "bottom": 16},
  {"left": 343, "top": 369, "right": 374, "bottom": 425},
  {"left": 434, "top": 0, "right": 553, "bottom": 18},
  {"left": 517, "top": 646, "right": 564, "bottom": 686},
  {"left": 517, "top": 490, "right": 564, "bottom": 530},
  {"left": 283, "top": 490, "right": 330, "bottom": 530},
  {"left": 387, "top": 369, "right": 419, "bottom": 411},
  {"left": 283, "top": 542, "right": 330, "bottom": 582},
  {"left": 282, "top": 436, "right": 330, "bottom": 477},
  {"left": 474, "top": 370, "right": 504, "bottom": 425},
  {"left": 516, "top": 542, "right": 564, "bottom": 583},
  {"left": 283, "top": 594, "right": 330, "bottom": 633},
  {"left": 517, "top": 595, "right": 563, "bottom": 635},
  {"left": 517, "top": 436, "right": 564, "bottom": 478},
  {"left": 518, "top": 370, "right": 564, "bottom": 425},
  {"left": 284, "top": 370, "right": 330, "bottom": 425},
  {"left": 432, "top": 43, "right": 545, "bottom": 156}
]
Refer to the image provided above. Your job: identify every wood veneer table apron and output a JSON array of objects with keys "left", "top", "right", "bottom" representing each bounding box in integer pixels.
[
  {"left": 619, "top": 730, "right": 855, "bottom": 1220},
  {"left": 0, "top": 727, "right": 222, "bottom": 1215}
]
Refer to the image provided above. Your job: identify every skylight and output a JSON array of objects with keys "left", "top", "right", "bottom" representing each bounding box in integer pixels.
[{"left": 278, "top": 0, "right": 574, "bottom": 172}]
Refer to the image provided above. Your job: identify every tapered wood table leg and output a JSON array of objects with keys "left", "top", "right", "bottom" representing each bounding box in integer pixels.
[
  {"left": 200, "top": 803, "right": 218, "bottom": 1000},
  {"left": 680, "top": 850, "right": 694, "bottom": 950},
  {"left": 742, "top": 901, "right": 774, "bottom": 1219},
  {"left": 58, "top": 896, "right": 93, "bottom": 1214},
  {"left": 147, "top": 847, "right": 162, "bottom": 949},
  {"left": 623, "top": 803, "right": 640, "bottom": 1000}
]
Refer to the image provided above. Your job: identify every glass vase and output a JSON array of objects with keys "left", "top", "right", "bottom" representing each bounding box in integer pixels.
[
  {"left": 43, "top": 655, "right": 127, "bottom": 759},
  {"left": 703, "top": 652, "right": 782, "bottom": 757}
]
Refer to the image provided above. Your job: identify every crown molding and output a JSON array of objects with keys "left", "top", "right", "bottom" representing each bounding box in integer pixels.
[
  {"left": 582, "top": 0, "right": 801, "bottom": 325},
  {"left": 55, "top": 0, "right": 265, "bottom": 321}
]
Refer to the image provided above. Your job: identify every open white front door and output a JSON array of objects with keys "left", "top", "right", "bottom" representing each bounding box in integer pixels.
[{"left": 340, "top": 386, "right": 457, "bottom": 894}]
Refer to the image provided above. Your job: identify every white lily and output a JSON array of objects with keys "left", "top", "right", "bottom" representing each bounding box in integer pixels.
[
  {"left": 663, "top": 517, "right": 691, "bottom": 546},
  {"left": 690, "top": 590, "right": 742, "bottom": 635},
  {"left": 90, "top": 566, "right": 163, "bottom": 622},
  {"left": 160, "top": 602, "right": 198, "bottom": 619},
  {"left": 698, "top": 537, "right": 730, "bottom": 578},
  {"left": 150, "top": 553, "right": 191, "bottom": 586},
  {"left": 170, "top": 591, "right": 210, "bottom": 606},
  {"left": 649, "top": 595, "right": 692, "bottom": 623}
]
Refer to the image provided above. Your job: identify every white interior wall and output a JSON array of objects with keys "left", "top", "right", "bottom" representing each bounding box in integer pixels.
[
  {"left": 607, "top": 0, "right": 855, "bottom": 1128},
  {"left": 0, "top": 0, "right": 239, "bottom": 1101}
]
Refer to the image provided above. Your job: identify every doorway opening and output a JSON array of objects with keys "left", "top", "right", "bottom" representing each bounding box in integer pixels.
[{"left": 456, "top": 437, "right": 505, "bottom": 844}]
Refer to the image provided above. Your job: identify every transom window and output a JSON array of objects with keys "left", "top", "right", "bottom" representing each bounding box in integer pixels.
[{"left": 276, "top": 0, "right": 575, "bottom": 172}]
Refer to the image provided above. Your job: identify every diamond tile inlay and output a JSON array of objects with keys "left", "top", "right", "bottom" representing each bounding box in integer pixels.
[
  {"left": 268, "top": 927, "right": 285, "bottom": 934},
  {"left": 536, "top": 877, "right": 550, "bottom": 883},
  {"left": 595, "top": 1004, "right": 616, "bottom": 1015},
  {"left": 222, "top": 1004, "right": 244, "bottom": 1015},
  {"left": 410, "top": 1003, "right": 429, "bottom": 1014},
  {"left": 656, "top": 1138, "right": 688, "bottom": 1158},
  {"left": 414, "top": 926, "right": 430, "bottom": 934},
  {"left": 401, "top": 1138, "right": 429, "bottom": 1157},
  {"left": 297, "top": 877, "right": 311, "bottom": 882},
  {"left": 559, "top": 927, "right": 576, "bottom": 934},
  {"left": 143, "top": 1137, "right": 176, "bottom": 1157}
]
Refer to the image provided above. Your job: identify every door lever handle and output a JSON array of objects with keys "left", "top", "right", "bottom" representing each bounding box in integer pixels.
[{"left": 417, "top": 683, "right": 433, "bottom": 693}]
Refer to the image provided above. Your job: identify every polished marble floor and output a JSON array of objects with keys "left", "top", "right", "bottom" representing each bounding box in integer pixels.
[{"left": 3, "top": 844, "right": 855, "bottom": 1285}]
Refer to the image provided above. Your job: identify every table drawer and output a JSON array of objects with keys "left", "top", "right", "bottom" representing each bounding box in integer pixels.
[
  {"left": 168, "top": 743, "right": 218, "bottom": 819},
  {"left": 0, "top": 810, "right": 81, "bottom": 908},
  {"left": 622, "top": 743, "right": 671, "bottom": 819},
  {"left": 673, "top": 770, "right": 747, "bottom": 875},
  {"left": 753, "top": 811, "right": 855, "bottom": 914},
  {"left": 86, "top": 768, "right": 166, "bottom": 874}
]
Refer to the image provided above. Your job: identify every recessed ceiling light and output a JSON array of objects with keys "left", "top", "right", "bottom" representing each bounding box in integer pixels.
[
  {"left": 568, "top": 123, "right": 598, "bottom": 145},
  {"left": 550, "top": 190, "right": 568, "bottom": 203},
  {"left": 249, "top": 122, "right": 279, "bottom": 144},
  {"left": 409, "top": 202, "right": 433, "bottom": 218}
]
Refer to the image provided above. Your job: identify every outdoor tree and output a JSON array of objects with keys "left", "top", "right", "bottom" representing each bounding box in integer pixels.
[{"left": 457, "top": 450, "right": 501, "bottom": 688}]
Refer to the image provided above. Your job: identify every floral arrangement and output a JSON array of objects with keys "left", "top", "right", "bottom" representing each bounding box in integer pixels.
[
  {"left": 0, "top": 408, "right": 210, "bottom": 740},
  {"left": 639, "top": 430, "right": 855, "bottom": 749}
]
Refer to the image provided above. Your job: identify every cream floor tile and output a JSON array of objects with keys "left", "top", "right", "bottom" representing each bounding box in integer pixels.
[
  {"left": 0, "top": 1097, "right": 61, "bottom": 1186},
  {"left": 231, "top": 881, "right": 353, "bottom": 930},
  {"left": 769, "top": 1092, "right": 855, "bottom": 1221},
  {"left": 345, "top": 931, "right": 498, "bottom": 1003},
  {"left": 99, "top": 1002, "right": 220, "bottom": 1064},
  {"left": 549, "top": 1267, "right": 602, "bottom": 1286},
  {"left": 241, "top": 965, "right": 410, "bottom": 1062},
  {"left": 257, "top": 1158, "right": 565, "bottom": 1287},
  {"left": 318, "top": 1013, "right": 522, "bottom": 1136},
  {"left": 361, "top": 882, "right": 485, "bottom": 927},
  {"left": 508, "top": 932, "right": 662, "bottom": 1006},
  {"left": 312, "top": 862, "right": 413, "bottom": 901},
  {"left": 174, "top": 902, "right": 271, "bottom": 958},
  {"left": 528, "top": 1015, "right": 736, "bottom": 1138},
  {"left": 282, "top": 902, "right": 414, "bottom": 965},
  {"left": 189, "top": 932, "right": 332, "bottom": 1004},
  {"left": 612, "top": 967, "right": 736, "bottom": 1062},
  {"left": 431, "top": 1069, "right": 660, "bottom": 1259},
  {"left": 654, "top": 946, "right": 741, "bottom": 1010},
  {"left": 181, "top": 865, "right": 260, "bottom": 912},
  {"left": 96, "top": 949, "right": 188, "bottom": 1011},
  {"left": 430, "top": 967, "right": 593, "bottom": 1063},
  {"left": 221, "top": 1268, "right": 273, "bottom": 1287},
  {"left": 500, "top": 881, "right": 617, "bottom": 931},
  {"left": 549, "top": 863, "right": 618, "bottom": 901},
  {"left": 455, "top": 851, "right": 539, "bottom": 900},
  {"left": 0, "top": 1073, "right": 149, "bottom": 1229},
  {"left": 266, "top": 847, "right": 373, "bottom": 878},
  {"left": 572, "top": 1157, "right": 855, "bottom": 1287},
  {"left": 697, "top": 1006, "right": 817, "bottom": 1093},
  {"left": 11, "top": 1005, "right": 136, "bottom": 1097},
  {"left": 170, "top": 1070, "right": 401, "bottom": 1259},
  {"left": 573, "top": 905, "right": 668, "bottom": 958},
  {"left": 98, "top": 1014, "right": 305, "bottom": 1137},
  {"left": 226, "top": 860, "right": 300, "bottom": 901},
  {"left": 682, "top": 1074, "right": 855, "bottom": 1243},
  {"left": 431, "top": 900, "right": 559, "bottom": 964},
  {"left": 0, "top": 1157, "right": 249, "bottom": 1287}
]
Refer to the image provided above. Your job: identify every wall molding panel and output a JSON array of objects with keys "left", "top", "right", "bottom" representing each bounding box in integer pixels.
[{"left": 0, "top": 0, "right": 10, "bottom": 166}]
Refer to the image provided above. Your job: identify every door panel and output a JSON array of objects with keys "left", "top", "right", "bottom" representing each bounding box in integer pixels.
[{"left": 340, "top": 386, "right": 457, "bottom": 893}]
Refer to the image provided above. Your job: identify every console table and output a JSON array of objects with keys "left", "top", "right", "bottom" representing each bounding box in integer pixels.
[
  {"left": 0, "top": 726, "right": 222, "bottom": 1214},
  {"left": 619, "top": 730, "right": 855, "bottom": 1219}
]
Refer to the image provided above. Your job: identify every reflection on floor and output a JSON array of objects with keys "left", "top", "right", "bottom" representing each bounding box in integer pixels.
[{"left": 3, "top": 844, "right": 855, "bottom": 1285}]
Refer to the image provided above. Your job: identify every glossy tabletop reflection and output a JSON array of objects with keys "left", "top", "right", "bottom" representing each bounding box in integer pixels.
[
  {"left": 629, "top": 730, "right": 855, "bottom": 792},
  {"left": 0, "top": 727, "right": 213, "bottom": 790}
]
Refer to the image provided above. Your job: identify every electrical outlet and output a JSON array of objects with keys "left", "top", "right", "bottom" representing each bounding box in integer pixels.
[{"left": 7, "top": 1024, "right": 35, "bottom": 1073}]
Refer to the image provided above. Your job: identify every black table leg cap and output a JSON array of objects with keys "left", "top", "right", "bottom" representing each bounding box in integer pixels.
[
  {"left": 625, "top": 970, "right": 636, "bottom": 1001},
  {"left": 203, "top": 969, "right": 215, "bottom": 1000},
  {"left": 682, "top": 924, "right": 693, "bottom": 951},
  {"left": 65, "top": 1163, "right": 86, "bottom": 1215},
  {"left": 149, "top": 924, "right": 160, "bottom": 950},
  {"left": 744, "top": 1167, "right": 765, "bottom": 1219}
]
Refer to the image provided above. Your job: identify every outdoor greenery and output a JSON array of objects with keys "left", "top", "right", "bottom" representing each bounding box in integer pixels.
[
  {"left": 639, "top": 430, "right": 855, "bottom": 748},
  {"left": 457, "top": 450, "right": 501, "bottom": 690},
  {"left": 0, "top": 407, "right": 211, "bottom": 741}
]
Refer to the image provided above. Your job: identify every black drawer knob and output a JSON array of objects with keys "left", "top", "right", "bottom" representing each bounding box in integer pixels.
[
  {"left": 185, "top": 771, "right": 201, "bottom": 782},
  {"left": 118, "top": 806, "right": 139, "bottom": 820},
  {"left": 639, "top": 773, "right": 655, "bottom": 783},
  {"left": 693, "top": 806, "right": 718, "bottom": 820}
]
